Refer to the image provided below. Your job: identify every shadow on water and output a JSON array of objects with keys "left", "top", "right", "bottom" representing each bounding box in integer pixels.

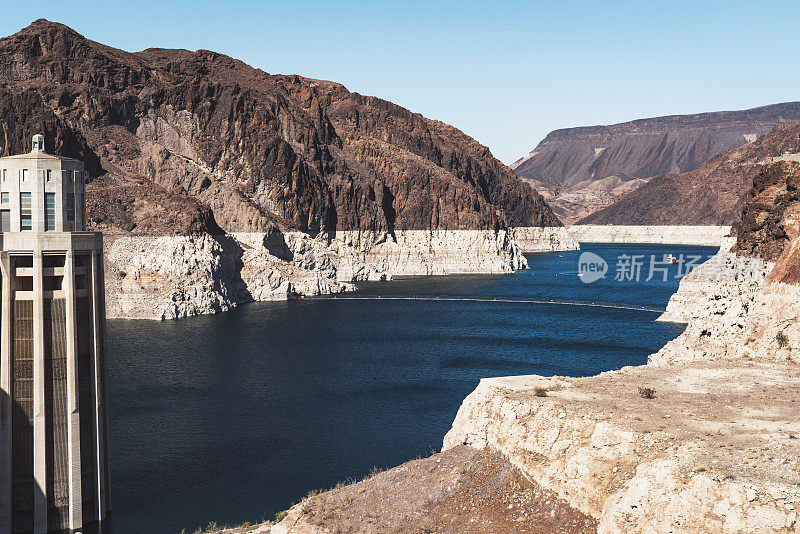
[{"left": 104, "top": 243, "right": 712, "bottom": 533}]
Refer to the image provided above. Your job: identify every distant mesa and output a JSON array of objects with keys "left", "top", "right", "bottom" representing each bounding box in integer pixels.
[
  {"left": 514, "top": 103, "right": 800, "bottom": 224},
  {"left": 581, "top": 121, "right": 800, "bottom": 227}
]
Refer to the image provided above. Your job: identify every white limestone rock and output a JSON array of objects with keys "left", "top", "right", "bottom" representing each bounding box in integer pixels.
[
  {"left": 568, "top": 225, "right": 733, "bottom": 246},
  {"left": 104, "top": 228, "right": 532, "bottom": 320},
  {"left": 511, "top": 226, "right": 580, "bottom": 253}
]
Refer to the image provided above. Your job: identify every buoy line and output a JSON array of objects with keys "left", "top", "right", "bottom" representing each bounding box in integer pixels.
[{"left": 323, "top": 295, "right": 665, "bottom": 313}]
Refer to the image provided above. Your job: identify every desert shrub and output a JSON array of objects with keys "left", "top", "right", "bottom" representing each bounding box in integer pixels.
[
  {"left": 366, "top": 465, "right": 385, "bottom": 478},
  {"left": 777, "top": 331, "right": 790, "bottom": 349},
  {"left": 534, "top": 386, "right": 548, "bottom": 397},
  {"left": 638, "top": 387, "right": 656, "bottom": 399}
]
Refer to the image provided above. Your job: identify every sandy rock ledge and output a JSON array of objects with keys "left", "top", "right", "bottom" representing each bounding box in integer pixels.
[{"left": 439, "top": 244, "right": 800, "bottom": 533}]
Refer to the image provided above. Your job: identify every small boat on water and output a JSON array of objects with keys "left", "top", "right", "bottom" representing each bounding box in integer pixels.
[{"left": 665, "top": 254, "right": 678, "bottom": 264}]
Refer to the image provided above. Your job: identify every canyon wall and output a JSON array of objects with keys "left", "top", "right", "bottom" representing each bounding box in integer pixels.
[
  {"left": 511, "top": 226, "right": 580, "bottom": 252},
  {"left": 104, "top": 224, "right": 745, "bottom": 321},
  {"left": 0, "top": 20, "right": 574, "bottom": 322},
  {"left": 654, "top": 248, "right": 800, "bottom": 365},
  {"left": 652, "top": 245, "right": 770, "bottom": 362},
  {"left": 104, "top": 229, "right": 529, "bottom": 320},
  {"left": 566, "top": 225, "right": 732, "bottom": 246}
]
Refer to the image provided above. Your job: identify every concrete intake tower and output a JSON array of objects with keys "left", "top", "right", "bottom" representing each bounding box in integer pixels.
[{"left": 0, "top": 135, "right": 110, "bottom": 533}]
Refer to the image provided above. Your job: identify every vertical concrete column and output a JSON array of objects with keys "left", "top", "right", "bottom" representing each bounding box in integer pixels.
[
  {"left": 0, "top": 252, "right": 12, "bottom": 534},
  {"left": 32, "top": 250, "right": 47, "bottom": 534},
  {"left": 33, "top": 167, "right": 44, "bottom": 234},
  {"left": 63, "top": 248, "right": 83, "bottom": 529},
  {"left": 91, "top": 248, "right": 110, "bottom": 518}
]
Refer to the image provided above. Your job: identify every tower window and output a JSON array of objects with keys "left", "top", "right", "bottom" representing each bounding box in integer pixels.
[
  {"left": 21, "top": 169, "right": 28, "bottom": 182},
  {"left": 46, "top": 170, "right": 52, "bottom": 182},
  {"left": 1, "top": 210, "right": 9, "bottom": 232},
  {"left": 66, "top": 193, "right": 75, "bottom": 222},
  {"left": 45, "top": 193, "right": 56, "bottom": 231},
  {"left": 20, "top": 192, "right": 31, "bottom": 230},
  {"left": 1, "top": 192, "right": 8, "bottom": 204}
]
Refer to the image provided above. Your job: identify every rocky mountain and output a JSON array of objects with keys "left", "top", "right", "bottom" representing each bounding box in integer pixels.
[
  {"left": 513, "top": 103, "right": 800, "bottom": 223},
  {"left": 580, "top": 121, "right": 800, "bottom": 226},
  {"left": 0, "top": 20, "right": 559, "bottom": 238},
  {"left": 734, "top": 160, "right": 800, "bottom": 262}
]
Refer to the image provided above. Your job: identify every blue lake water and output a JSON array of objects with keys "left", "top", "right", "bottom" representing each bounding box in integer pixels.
[{"left": 105, "top": 243, "right": 716, "bottom": 533}]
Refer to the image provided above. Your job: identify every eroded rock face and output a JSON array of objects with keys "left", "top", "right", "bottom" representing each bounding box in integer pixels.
[
  {"left": 744, "top": 231, "right": 800, "bottom": 362},
  {"left": 728, "top": 160, "right": 800, "bottom": 361},
  {"left": 513, "top": 104, "right": 800, "bottom": 223},
  {"left": 734, "top": 161, "right": 800, "bottom": 262},
  {"left": 103, "top": 232, "right": 353, "bottom": 320},
  {"left": 651, "top": 245, "right": 770, "bottom": 364},
  {"left": 567, "top": 225, "right": 732, "bottom": 246},
  {"left": 746, "top": 281, "right": 800, "bottom": 363},
  {"left": 0, "top": 19, "right": 559, "bottom": 236},
  {"left": 507, "top": 226, "right": 579, "bottom": 253},
  {"left": 442, "top": 362, "right": 800, "bottom": 533},
  {"left": 104, "top": 229, "right": 529, "bottom": 320},
  {"left": 651, "top": 209, "right": 800, "bottom": 366}
]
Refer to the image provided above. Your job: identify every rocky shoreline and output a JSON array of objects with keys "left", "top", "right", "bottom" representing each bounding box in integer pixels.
[
  {"left": 512, "top": 226, "right": 580, "bottom": 253},
  {"left": 439, "top": 246, "right": 800, "bottom": 532},
  {"left": 105, "top": 228, "right": 571, "bottom": 320},
  {"left": 567, "top": 225, "right": 733, "bottom": 246},
  {"left": 103, "top": 225, "right": 742, "bottom": 321}
]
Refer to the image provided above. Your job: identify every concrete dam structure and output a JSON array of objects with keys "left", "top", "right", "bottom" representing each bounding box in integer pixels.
[{"left": 0, "top": 136, "right": 110, "bottom": 533}]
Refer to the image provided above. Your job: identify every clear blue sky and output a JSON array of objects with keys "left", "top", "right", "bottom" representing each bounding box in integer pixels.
[{"left": 1, "top": 0, "right": 799, "bottom": 164}]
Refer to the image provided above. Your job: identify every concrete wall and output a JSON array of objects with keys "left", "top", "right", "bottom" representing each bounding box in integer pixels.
[{"left": 0, "top": 232, "right": 109, "bottom": 533}]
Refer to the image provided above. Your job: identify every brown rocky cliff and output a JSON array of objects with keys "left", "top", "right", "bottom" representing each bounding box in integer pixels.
[
  {"left": 0, "top": 20, "right": 559, "bottom": 236},
  {"left": 733, "top": 160, "right": 800, "bottom": 284},
  {"left": 734, "top": 161, "right": 800, "bottom": 259},
  {"left": 580, "top": 121, "right": 800, "bottom": 226}
]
